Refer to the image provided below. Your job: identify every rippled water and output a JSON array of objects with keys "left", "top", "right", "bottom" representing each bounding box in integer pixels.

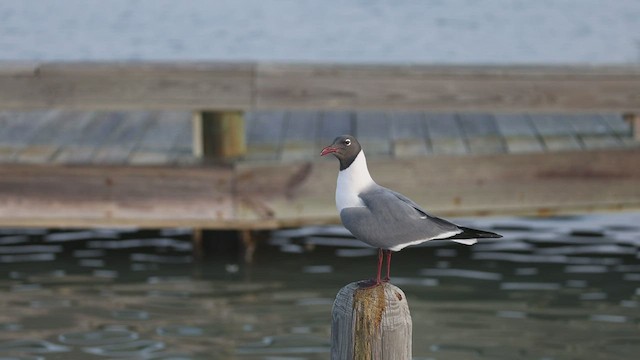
[{"left": 1, "top": 212, "right": 639, "bottom": 359}]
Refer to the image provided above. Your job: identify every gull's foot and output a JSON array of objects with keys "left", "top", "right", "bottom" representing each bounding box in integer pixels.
[
  {"left": 382, "top": 277, "right": 391, "bottom": 283},
  {"left": 357, "top": 278, "right": 382, "bottom": 289}
]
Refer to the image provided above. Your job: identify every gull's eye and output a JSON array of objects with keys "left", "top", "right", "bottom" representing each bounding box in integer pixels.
[{"left": 345, "top": 139, "right": 351, "bottom": 146}]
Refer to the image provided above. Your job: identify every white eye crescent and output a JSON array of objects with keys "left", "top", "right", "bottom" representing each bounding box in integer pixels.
[{"left": 345, "top": 139, "right": 351, "bottom": 146}]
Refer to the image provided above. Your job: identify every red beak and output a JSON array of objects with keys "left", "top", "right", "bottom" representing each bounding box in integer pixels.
[{"left": 320, "top": 146, "right": 338, "bottom": 156}]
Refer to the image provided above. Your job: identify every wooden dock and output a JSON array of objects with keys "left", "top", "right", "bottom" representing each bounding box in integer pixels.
[
  {"left": 0, "top": 62, "right": 639, "bottom": 229},
  {"left": 0, "top": 109, "right": 638, "bottom": 229}
]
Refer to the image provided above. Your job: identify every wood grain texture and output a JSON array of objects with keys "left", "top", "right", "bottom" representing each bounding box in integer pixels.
[
  {"left": 425, "top": 113, "right": 467, "bottom": 155},
  {"left": 0, "top": 62, "right": 253, "bottom": 110},
  {"left": 195, "top": 111, "right": 246, "bottom": 160},
  {"left": 239, "top": 147, "right": 640, "bottom": 228},
  {"left": 390, "top": 112, "right": 429, "bottom": 157},
  {"left": 2, "top": 62, "right": 639, "bottom": 112},
  {"left": 332, "top": 282, "right": 411, "bottom": 360},
  {"left": 281, "top": 111, "right": 319, "bottom": 161},
  {"left": 356, "top": 111, "right": 391, "bottom": 156},
  {"left": 256, "top": 63, "right": 640, "bottom": 112},
  {"left": 457, "top": 113, "right": 506, "bottom": 154},
  {"left": 93, "top": 112, "right": 153, "bottom": 164},
  {"left": 493, "top": 114, "right": 545, "bottom": 153},
  {"left": 0, "top": 148, "right": 638, "bottom": 229},
  {"left": 529, "top": 114, "right": 582, "bottom": 151},
  {"left": 244, "top": 111, "right": 286, "bottom": 161},
  {"left": 0, "top": 164, "right": 236, "bottom": 229},
  {"left": 129, "top": 111, "right": 189, "bottom": 164}
]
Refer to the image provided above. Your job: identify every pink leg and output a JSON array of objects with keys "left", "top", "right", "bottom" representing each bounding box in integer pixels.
[
  {"left": 358, "top": 248, "right": 384, "bottom": 288},
  {"left": 376, "top": 248, "right": 384, "bottom": 284},
  {"left": 383, "top": 250, "right": 392, "bottom": 282}
]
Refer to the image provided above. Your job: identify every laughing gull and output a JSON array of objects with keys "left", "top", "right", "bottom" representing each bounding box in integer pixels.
[{"left": 321, "top": 135, "right": 502, "bottom": 286}]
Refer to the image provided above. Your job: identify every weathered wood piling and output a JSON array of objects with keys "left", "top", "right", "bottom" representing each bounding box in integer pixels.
[{"left": 332, "top": 282, "right": 412, "bottom": 360}]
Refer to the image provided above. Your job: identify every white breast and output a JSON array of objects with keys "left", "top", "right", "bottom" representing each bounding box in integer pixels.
[{"left": 335, "top": 150, "right": 375, "bottom": 212}]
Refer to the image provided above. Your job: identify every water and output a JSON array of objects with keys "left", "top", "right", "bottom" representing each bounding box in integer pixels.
[
  {"left": 0, "top": 0, "right": 639, "bottom": 63},
  {"left": 0, "top": 213, "right": 639, "bottom": 359}
]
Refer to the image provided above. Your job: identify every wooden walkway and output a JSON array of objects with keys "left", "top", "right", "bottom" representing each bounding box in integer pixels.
[
  {"left": 0, "top": 110, "right": 638, "bottom": 230},
  {"left": 1, "top": 62, "right": 639, "bottom": 230},
  {"left": 0, "top": 110, "right": 635, "bottom": 165}
]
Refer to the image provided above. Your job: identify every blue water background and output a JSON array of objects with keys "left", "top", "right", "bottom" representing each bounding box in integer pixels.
[{"left": 0, "top": 0, "right": 639, "bottom": 63}]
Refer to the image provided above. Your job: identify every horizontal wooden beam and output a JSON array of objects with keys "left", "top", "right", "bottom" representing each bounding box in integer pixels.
[
  {"left": 0, "top": 165, "right": 241, "bottom": 229},
  {"left": 0, "top": 148, "right": 638, "bottom": 229},
  {"left": 1, "top": 62, "right": 640, "bottom": 112},
  {"left": 0, "top": 62, "right": 254, "bottom": 111},
  {"left": 255, "top": 63, "right": 640, "bottom": 112}
]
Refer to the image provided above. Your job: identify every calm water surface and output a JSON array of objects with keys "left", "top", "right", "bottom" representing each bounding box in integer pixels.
[
  {"left": 1, "top": 0, "right": 639, "bottom": 63},
  {"left": 1, "top": 212, "right": 639, "bottom": 359}
]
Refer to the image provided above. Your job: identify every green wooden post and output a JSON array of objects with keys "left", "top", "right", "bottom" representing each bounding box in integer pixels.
[{"left": 192, "top": 111, "right": 246, "bottom": 160}]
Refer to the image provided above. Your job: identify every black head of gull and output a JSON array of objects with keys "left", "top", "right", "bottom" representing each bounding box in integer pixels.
[
  {"left": 320, "top": 135, "right": 362, "bottom": 171},
  {"left": 321, "top": 134, "right": 503, "bottom": 288}
]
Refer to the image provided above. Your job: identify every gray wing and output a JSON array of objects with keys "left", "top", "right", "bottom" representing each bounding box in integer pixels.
[{"left": 340, "top": 185, "right": 461, "bottom": 249}]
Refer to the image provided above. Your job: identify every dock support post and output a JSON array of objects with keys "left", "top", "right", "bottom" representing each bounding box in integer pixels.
[
  {"left": 192, "top": 111, "right": 246, "bottom": 160},
  {"left": 240, "top": 230, "right": 257, "bottom": 263},
  {"left": 192, "top": 229, "right": 204, "bottom": 260},
  {"left": 331, "top": 282, "right": 412, "bottom": 360},
  {"left": 622, "top": 113, "right": 640, "bottom": 141}
]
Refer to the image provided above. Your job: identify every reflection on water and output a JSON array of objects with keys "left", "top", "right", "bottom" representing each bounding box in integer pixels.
[{"left": 0, "top": 213, "right": 639, "bottom": 359}]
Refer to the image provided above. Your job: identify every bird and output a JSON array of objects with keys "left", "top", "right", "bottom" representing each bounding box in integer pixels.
[{"left": 321, "top": 135, "right": 502, "bottom": 287}]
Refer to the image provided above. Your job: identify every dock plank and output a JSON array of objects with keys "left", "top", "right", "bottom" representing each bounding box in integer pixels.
[
  {"left": 256, "top": 64, "right": 640, "bottom": 112},
  {"left": 355, "top": 111, "right": 391, "bottom": 156},
  {"left": 457, "top": 113, "right": 506, "bottom": 154},
  {"left": 5, "top": 148, "right": 634, "bottom": 229},
  {"left": 390, "top": 112, "right": 429, "bottom": 157},
  {"left": 600, "top": 114, "right": 637, "bottom": 147},
  {"left": 8, "top": 110, "right": 60, "bottom": 163},
  {"left": 0, "top": 113, "right": 13, "bottom": 161},
  {"left": 2, "top": 62, "right": 640, "bottom": 112},
  {"left": 601, "top": 114, "right": 631, "bottom": 136},
  {"left": 93, "top": 112, "right": 154, "bottom": 164},
  {"left": 425, "top": 113, "right": 467, "bottom": 155},
  {"left": 366, "top": 148, "right": 640, "bottom": 218},
  {"left": 568, "top": 114, "right": 611, "bottom": 135},
  {"left": 43, "top": 112, "right": 97, "bottom": 163},
  {"left": 170, "top": 118, "right": 196, "bottom": 164},
  {"left": 0, "top": 111, "right": 52, "bottom": 146},
  {"left": 528, "top": 114, "right": 582, "bottom": 151},
  {"left": 45, "top": 112, "right": 96, "bottom": 145},
  {"left": 602, "top": 114, "right": 640, "bottom": 147},
  {"left": 494, "top": 114, "right": 545, "bottom": 153},
  {"left": 568, "top": 115, "right": 620, "bottom": 150},
  {"left": 0, "top": 164, "right": 236, "bottom": 228},
  {"left": 52, "top": 112, "right": 126, "bottom": 163},
  {"left": 319, "top": 111, "right": 353, "bottom": 142},
  {"left": 493, "top": 113, "right": 538, "bottom": 136},
  {"left": 129, "top": 111, "right": 190, "bottom": 164},
  {"left": 245, "top": 111, "right": 286, "bottom": 161},
  {"left": 280, "top": 111, "right": 319, "bottom": 161},
  {"left": 0, "top": 62, "right": 254, "bottom": 110}
]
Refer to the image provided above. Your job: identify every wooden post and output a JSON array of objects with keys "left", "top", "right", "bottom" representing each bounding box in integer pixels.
[
  {"left": 240, "top": 229, "right": 257, "bottom": 263},
  {"left": 331, "top": 282, "right": 411, "bottom": 360},
  {"left": 623, "top": 113, "right": 640, "bottom": 141},
  {"left": 192, "top": 111, "right": 246, "bottom": 160},
  {"left": 192, "top": 228, "right": 204, "bottom": 260}
]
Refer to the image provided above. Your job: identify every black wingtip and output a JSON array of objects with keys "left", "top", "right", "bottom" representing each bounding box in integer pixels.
[{"left": 452, "top": 226, "right": 503, "bottom": 239}]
